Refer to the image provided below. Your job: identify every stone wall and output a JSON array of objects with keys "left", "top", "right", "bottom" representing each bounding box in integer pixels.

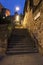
[
  {"left": 0, "top": 24, "right": 8, "bottom": 56},
  {"left": 23, "top": 1, "right": 43, "bottom": 55}
]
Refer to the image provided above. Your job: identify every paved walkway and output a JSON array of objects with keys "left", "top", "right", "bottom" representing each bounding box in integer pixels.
[{"left": 0, "top": 53, "right": 43, "bottom": 65}]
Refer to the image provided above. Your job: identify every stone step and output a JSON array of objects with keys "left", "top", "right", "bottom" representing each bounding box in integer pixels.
[
  {"left": 7, "top": 28, "right": 38, "bottom": 54},
  {"left": 7, "top": 47, "right": 38, "bottom": 54}
]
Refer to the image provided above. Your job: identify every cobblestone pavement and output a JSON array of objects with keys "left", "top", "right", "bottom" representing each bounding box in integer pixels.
[{"left": 0, "top": 53, "right": 43, "bottom": 65}]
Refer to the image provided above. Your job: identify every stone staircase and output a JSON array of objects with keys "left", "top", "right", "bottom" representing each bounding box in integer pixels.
[{"left": 6, "top": 28, "right": 38, "bottom": 54}]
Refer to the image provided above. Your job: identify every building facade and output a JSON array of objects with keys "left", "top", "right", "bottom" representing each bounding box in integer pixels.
[
  {"left": 23, "top": 0, "right": 43, "bottom": 55},
  {"left": 0, "top": 3, "right": 10, "bottom": 17}
]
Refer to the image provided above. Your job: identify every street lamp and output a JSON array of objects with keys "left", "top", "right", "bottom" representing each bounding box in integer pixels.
[{"left": 15, "top": 6, "right": 20, "bottom": 12}]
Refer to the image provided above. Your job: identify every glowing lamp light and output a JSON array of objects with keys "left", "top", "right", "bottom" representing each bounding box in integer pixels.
[
  {"left": 15, "top": 6, "right": 20, "bottom": 11},
  {"left": 34, "top": 12, "right": 40, "bottom": 20}
]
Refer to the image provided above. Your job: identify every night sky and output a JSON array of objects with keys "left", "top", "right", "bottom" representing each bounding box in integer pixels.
[{"left": 0, "top": 0, "right": 25, "bottom": 15}]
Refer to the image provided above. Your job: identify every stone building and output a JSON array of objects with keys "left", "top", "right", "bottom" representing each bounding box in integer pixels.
[
  {"left": 0, "top": 3, "right": 3, "bottom": 13},
  {"left": 23, "top": 0, "right": 43, "bottom": 55},
  {"left": 0, "top": 3, "right": 10, "bottom": 17},
  {"left": 0, "top": 4, "right": 10, "bottom": 56}
]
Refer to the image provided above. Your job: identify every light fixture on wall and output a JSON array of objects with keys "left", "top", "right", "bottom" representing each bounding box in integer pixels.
[{"left": 34, "top": 12, "right": 40, "bottom": 20}]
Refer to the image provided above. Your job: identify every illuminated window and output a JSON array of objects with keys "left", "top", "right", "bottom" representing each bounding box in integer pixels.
[{"left": 5, "top": 10, "right": 10, "bottom": 17}]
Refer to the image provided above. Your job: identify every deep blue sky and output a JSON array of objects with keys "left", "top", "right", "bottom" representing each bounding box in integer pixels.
[{"left": 0, "top": 0, "right": 25, "bottom": 15}]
